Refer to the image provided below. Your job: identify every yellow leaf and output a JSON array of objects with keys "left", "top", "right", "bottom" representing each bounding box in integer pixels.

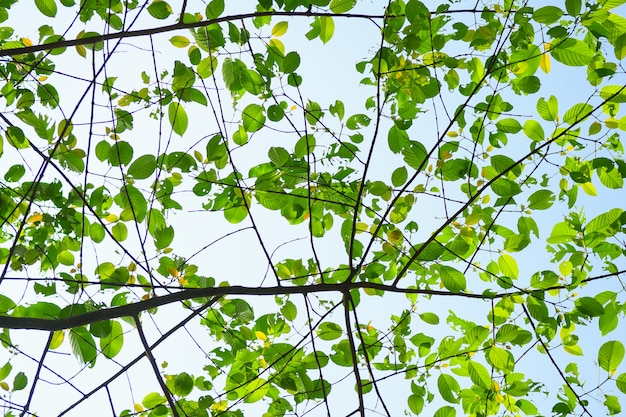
[
  {"left": 167, "top": 266, "right": 179, "bottom": 277},
  {"left": 211, "top": 401, "right": 227, "bottom": 412},
  {"left": 581, "top": 182, "right": 597, "bottom": 196},
  {"left": 0, "top": 382, "right": 8, "bottom": 391},
  {"left": 38, "top": 75, "right": 48, "bottom": 82},
  {"left": 22, "top": 37, "right": 32, "bottom": 47},
  {"left": 169, "top": 35, "right": 190, "bottom": 48},
  {"left": 539, "top": 53, "right": 550, "bottom": 73},
  {"left": 104, "top": 213, "right": 118, "bottom": 222},
  {"left": 387, "top": 229, "right": 402, "bottom": 242},
  {"left": 75, "top": 44, "right": 86, "bottom": 58},
  {"left": 255, "top": 331, "right": 267, "bottom": 341},
  {"left": 605, "top": 117, "right": 619, "bottom": 129},
  {"left": 49, "top": 330, "right": 65, "bottom": 349},
  {"left": 446, "top": 131, "right": 458, "bottom": 137},
  {"left": 27, "top": 212, "right": 43, "bottom": 224},
  {"left": 134, "top": 403, "right": 144, "bottom": 413},
  {"left": 271, "top": 21, "right": 288, "bottom": 37},
  {"left": 128, "top": 262, "right": 137, "bottom": 272},
  {"left": 269, "top": 38, "right": 284, "bottom": 55},
  {"left": 363, "top": 287, "right": 377, "bottom": 295}
]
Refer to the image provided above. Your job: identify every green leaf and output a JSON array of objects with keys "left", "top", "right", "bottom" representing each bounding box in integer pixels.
[
  {"left": 614, "top": 34, "right": 626, "bottom": 60},
  {"left": 281, "top": 300, "right": 297, "bottom": 321},
  {"left": 527, "top": 189, "right": 555, "bottom": 210},
  {"left": 575, "top": 296, "right": 605, "bottom": 317},
  {"left": 168, "top": 102, "right": 188, "bottom": 136},
  {"left": 89, "top": 223, "right": 105, "bottom": 243},
  {"left": 536, "top": 95, "right": 558, "bottom": 121},
  {"left": 319, "top": 16, "right": 334, "bottom": 44},
  {"left": 12, "top": 372, "right": 27, "bottom": 391},
  {"left": 154, "top": 225, "right": 175, "bottom": 249},
  {"left": 498, "top": 253, "right": 518, "bottom": 279},
  {"left": 111, "top": 223, "right": 128, "bottom": 242},
  {"left": 330, "top": 0, "right": 356, "bottom": 13},
  {"left": 147, "top": 1, "right": 172, "bottom": 19},
  {"left": 7, "top": 126, "right": 29, "bottom": 149},
  {"left": 407, "top": 394, "right": 424, "bottom": 414},
  {"left": 565, "top": 0, "right": 581, "bottom": 15},
  {"left": 57, "top": 250, "right": 75, "bottom": 266},
  {"left": 346, "top": 113, "right": 371, "bottom": 130},
  {"left": 243, "top": 377, "right": 269, "bottom": 403},
  {"left": 563, "top": 103, "right": 593, "bottom": 125},
  {"left": 598, "top": 340, "right": 625, "bottom": 372},
  {"left": 242, "top": 103, "right": 266, "bottom": 132},
  {"left": 491, "top": 178, "right": 522, "bottom": 197},
  {"left": 489, "top": 346, "right": 515, "bottom": 372},
  {"left": 604, "top": 394, "right": 621, "bottom": 415},
  {"left": 142, "top": 392, "right": 166, "bottom": 408},
  {"left": 0, "top": 361, "right": 12, "bottom": 380},
  {"left": 69, "top": 327, "right": 97, "bottom": 366},
  {"left": 101, "top": 321, "right": 123, "bottom": 359},
  {"left": 268, "top": 146, "right": 290, "bottom": 167},
  {"left": 318, "top": 322, "right": 342, "bottom": 340},
  {"left": 224, "top": 205, "right": 248, "bottom": 224},
  {"left": 532, "top": 6, "right": 563, "bottom": 24},
  {"left": 267, "top": 105, "right": 285, "bottom": 122},
  {"left": 526, "top": 296, "right": 548, "bottom": 321},
  {"left": 4, "top": 164, "right": 25, "bottom": 182},
  {"left": 437, "top": 374, "right": 460, "bottom": 403},
  {"left": 117, "top": 184, "right": 148, "bottom": 222},
  {"left": 0, "top": 294, "right": 16, "bottom": 313},
  {"left": 419, "top": 312, "right": 439, "bottom": 325},
  {"left": 35, "top": 0, "right": 57, "bottom": 17},
  {"left": 551, "top": 38, "right": 594, "bottom": 66},
  {"left": 586, "top": 208, "right": 623, "bottom": 234},
  {"left": 283, "top": 51, "right": 300, "bottom": 73},
  {"left": 495, "top": 118, "right": 522, "bottom": 133},
  {"left": 109, "top": 141, "right": 133, "bottom": 166},
  {"left": 391, "top": 166, "right": 408, "bottom": 187},
  {"left": 523, "top": 120, "right": 545, "bottom": 141},
  {"left": 168, "top": 372, "right": 194, "bottom": 396},
  {"left": 547, "top": 221, "right": 576, "bottom": 244},
  {"left": 403, "top": 142, "right": 428, "bottom": 171},
  {"left": 197, "top": 56, "right": 218, "bottom": 79},
  {"left": 600, "top": 85, "right": 626, "bottom": 103},
  {"left": 437, "top": 265, "right": 466, "bottom": 292},
  {"left": 468, "top": 361, "right": 491, "bottom": 389},
  {"left": 205, "top": 0, "right": 224, "bottom": 19},
  {"left": 616, "top": 373, "right": 626, "bottom": 394},
  {"left": 127, "top": 154, "right": 157, "bottom": 179}
]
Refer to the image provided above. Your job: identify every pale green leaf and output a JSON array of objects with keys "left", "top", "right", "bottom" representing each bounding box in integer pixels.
[
  {"left": 599, "top": 340, "right": 625, "bottom": 372},
  {"left": 468, "top": 361, "right": 491, "bottom": 389},
  {"left": 168, "top": 102, "right": 188, "bottom": 136}
]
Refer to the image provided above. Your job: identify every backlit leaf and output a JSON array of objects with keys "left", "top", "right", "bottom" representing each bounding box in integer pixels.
[
  {"left": 599, "top": 340, "right": 625, "bottom": 372},
  {"left": 468, "top": 361, "right": 491, "bottom": 389},
  {"left": 168, "top": 102, "right": 188, "bottom": 136}
]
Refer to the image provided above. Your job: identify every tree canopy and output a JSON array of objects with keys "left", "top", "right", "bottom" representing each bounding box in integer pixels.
[{"left": 0, "top": 0, "right": 626, "bottom": 416}]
